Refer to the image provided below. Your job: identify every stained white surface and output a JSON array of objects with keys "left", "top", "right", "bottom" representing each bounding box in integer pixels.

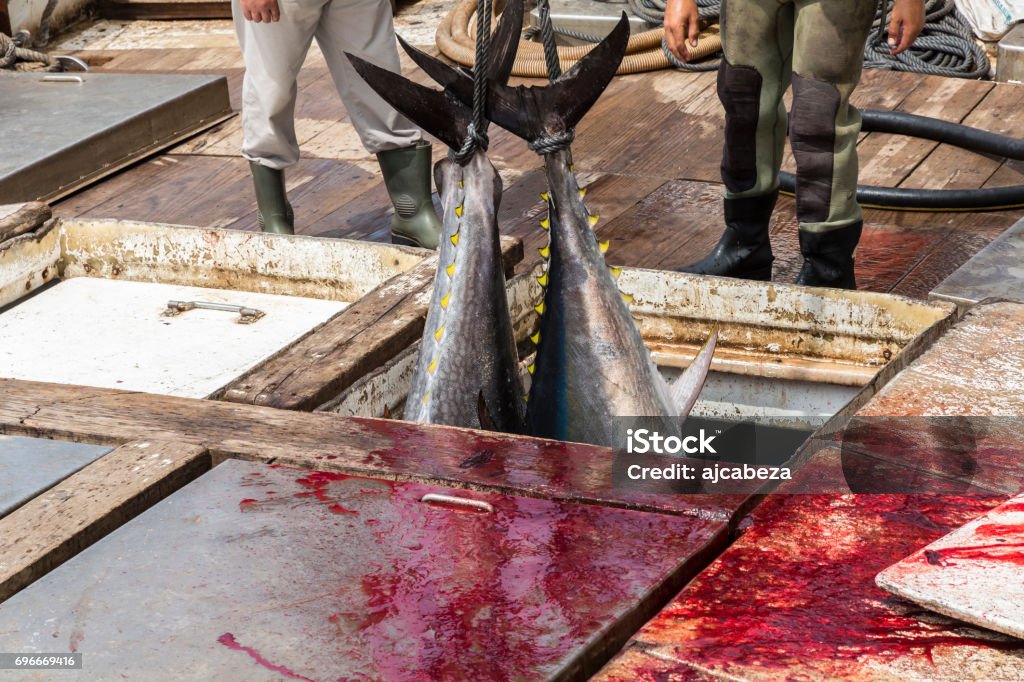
[
  {"left": 0, "top": 278, "right": 347, "bottom": 398},
  {"left": 877, "top": 493, "right": 1024, "bottom": 641}
]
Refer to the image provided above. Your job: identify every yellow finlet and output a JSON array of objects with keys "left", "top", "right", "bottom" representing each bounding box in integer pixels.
[
  {"left": 422, "top": 391, "right": 430, "bottom": 405},
  {"left": 599, "top": 240, "right": 610, "bottom": 253},
  {"left": 440, "top": 292, "right": 450, "bottom": 309},
  {"left": 450, "top": 233, "right": 459, "bottom": 246},
  {"left": 610, "top": 266, "right": 622, "bottom": 279},
  {"left": 540, "top": 218, "right": 549, "bottom": 230},
  {"left": 537, "top": 272, "right": 549, "bottom": 286},
  {"left": 540, "top": 192, "right": 548, "bottom": 201},
  {"left": 455, "top": 205, "right": 463, "bottom": 218},
  {"left": 535, "top": 302, "right": 545, "bottom": 315},
  {"left": 589, "top": 215, "right": 600, "bottom": 227},
  {"left": 527, "top": 363, "right": 536, "bottom": 375},
  {"left": 622, "top": 293, "right": 634, "bottom": 304},
  {"left": 523, "top": 394, "right": 530, "bottom": 402},
  {"left": 539, "top": 244, "right": 550, "bottom": 258},
  {"left": 578, "top": 188, "right": 587, "bottom": 199},
  {"left": 530, "top": 331, "right": 541, "bottom": 344},
  {"left": 434, "top": 325, "right": 445, "bottom": 341},
  {"left": 459, "top": 179, "right": 464, "bottom": 188},
  {"left": 446, "top": 262, "right": 456, "bottom": 277},
  {"left": 427, "top": 358, "right": 438, "bottom": 374}
]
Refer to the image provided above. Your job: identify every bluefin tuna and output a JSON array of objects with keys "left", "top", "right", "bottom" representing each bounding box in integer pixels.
[
  {"left": 392, "top": 8, "right": 718, "bottom": 447},
  {"left": 346, "top": 11, "right": 526, "bottom": 432}
]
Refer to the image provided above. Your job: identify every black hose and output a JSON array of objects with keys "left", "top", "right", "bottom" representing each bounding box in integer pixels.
[{"left": 779, "top": 110, "right": 1024, "bottom": 211}]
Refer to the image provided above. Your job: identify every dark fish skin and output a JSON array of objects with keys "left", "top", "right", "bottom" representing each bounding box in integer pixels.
[
  {"left": 525, "top": 150, "right": 675, "bottom": 445},
  {"left": 403, "top": 153, "right": 525, "bottom": 431}
]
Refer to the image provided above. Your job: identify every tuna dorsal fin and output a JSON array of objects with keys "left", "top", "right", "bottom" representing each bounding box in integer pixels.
[
  {"left": 400, "top": 8, "right": 631, "bottom": 146},
  {"left": 345, "top": 52, "right": 470, "bottom": 151},
  {"left": 672, "top": 325, "right": 718, "bottom": 418}
]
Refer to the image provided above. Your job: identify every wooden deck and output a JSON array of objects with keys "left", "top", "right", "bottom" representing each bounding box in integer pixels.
[{"left": 52, "top": 17, "right": 1024, "bottom": 299}]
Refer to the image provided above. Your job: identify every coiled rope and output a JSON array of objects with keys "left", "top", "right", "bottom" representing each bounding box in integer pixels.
[
  {"left": 0, "top": 31, "right": 60, "bottom": 71},
  {"left": 440, "top": 0, "right": 990, "bottom": 78},
  {"left": 866, "top": 0, "right": 989, "bottom": 78},
  {"left": 435, "top": 0, "right": 722, "bottom": 76}
]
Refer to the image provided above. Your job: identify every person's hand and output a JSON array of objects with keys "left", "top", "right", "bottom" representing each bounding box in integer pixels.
[
  {"left": 888, "top": 0, "right": 924, "bottom": 54},
  {"left": 665, "top": 0, "right": 701, "bottom": 62},
  {"left": 241, "top": 0, "right": 280, "bottom": 23}
]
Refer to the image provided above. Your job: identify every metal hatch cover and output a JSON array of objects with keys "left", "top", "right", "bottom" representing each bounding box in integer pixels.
[
  {"left": 0, "top": 72, "right": 233, "bottom": 203},
  {"left": 0, "top": 458, "right": 724, "bottom": 680},
  {"left": 0, "top": 435, "right": 111, "bottom": 519}
]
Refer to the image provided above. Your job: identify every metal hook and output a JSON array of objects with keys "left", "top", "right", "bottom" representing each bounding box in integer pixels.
[{"left": 54, "top": 55, "right": 90, "bottom": 72}]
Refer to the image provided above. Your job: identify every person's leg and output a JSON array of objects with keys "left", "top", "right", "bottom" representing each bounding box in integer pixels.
[
  {"left": 316, "top": 0, "right": 441, "bottom": 248},
  {"left": 789, "top": 0, "right": 876, "bottom": 289},
  {"left": 679, "top": 0, "right": 793, "bottom": 279},
  {"left": 233, "top": 0, "right": 322, "bottom": 232}
]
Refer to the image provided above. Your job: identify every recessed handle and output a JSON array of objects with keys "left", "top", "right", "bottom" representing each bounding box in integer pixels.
[
  {"left": 420, "top": 493, "right": 493, "bottom": 513},
  {"left": 41, "top": 75, "right": 83, "bottom": 83}
]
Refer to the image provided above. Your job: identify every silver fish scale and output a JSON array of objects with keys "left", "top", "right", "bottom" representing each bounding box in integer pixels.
[
  {"left": 404, "top": 153, "right": 525, "bottom": 432},
  {"left": 526, "top": 150, "right": 675, "bottom": 446}
]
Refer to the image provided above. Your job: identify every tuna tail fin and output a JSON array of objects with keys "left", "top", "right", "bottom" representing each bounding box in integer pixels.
[
  {"left": 671, "top": 325, "right": 718, "bottom": 418},
  {"left": 345, "top": 52, "right": 471, "bottom": 152},
  {"left": 400, "top": 7, "right": 630, "bottom": 146},
  {"left": 397, "top": 0, "right": 522, "bottom": 90}
]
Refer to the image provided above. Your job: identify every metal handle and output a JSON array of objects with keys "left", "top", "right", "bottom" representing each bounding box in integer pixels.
[
  {"left": 54, "top": 55, "right": 90, "bottom": 72},
  {"left": 163, "top": 300, "right": 265, "bottom": 324},
  {"left": 420, "top": 493, "right": 494, "bottom": 513},
  {"left": 41, "top": 75, "right": 83, "bottom": 83}
]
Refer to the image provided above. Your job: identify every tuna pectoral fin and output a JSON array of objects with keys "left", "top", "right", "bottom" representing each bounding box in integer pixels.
[
  {"left": 477, "top": 391, "right": 498, "bottom": 432},
  {"left": 671, "top": 325, "right": 719, "bottom": 418},
  {"left": 434, "top": 157, "right": 452, "bottom": 202},
  {"left": 346, "top": 52, "right": 470, "bottom": 152}
]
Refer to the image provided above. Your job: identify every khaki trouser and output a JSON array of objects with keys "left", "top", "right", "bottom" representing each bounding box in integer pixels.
[
  {"left": 719, "top": 0, "right": 876, "bottom": 232},
  {"left": 232, "top": 0, "right": 421, "bottom": 168}
]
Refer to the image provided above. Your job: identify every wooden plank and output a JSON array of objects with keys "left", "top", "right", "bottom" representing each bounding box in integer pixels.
[
  {"left": 901, "top": 82, "right": 1024, "bottom": 191},
  {"left": 572, "top": 70, "right": 719, "bottom": 181},
  {"left": 99, "top": 0, "right": 232, "bottom": 20},
  {"left": 856, "top": 77, "right": 994, "bottom": 188},
  {"left": 0, "top": 379, "right": 747, "bottom": 522},
  {"left": 888, "top": 209, "right": 1024, "bottom": 299},
  {"left": 217, "top": 236, "right": 524, "bottom": 411},
  {"left": 0, "top": 440, "right": 210, "bottom": 602},
  {"left": 0, "top": 203, "right": 51, "bottom": 243}
]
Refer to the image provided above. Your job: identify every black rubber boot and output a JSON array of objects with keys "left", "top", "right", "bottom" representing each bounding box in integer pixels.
[
  {"left": 794, "top": 222, "right": 862, "bottom": 290},
  {"left": 377, "top": 141, "right": 442, "bottom": 250},
  {"left": 677, "top": 190, "right": 777, "bottom": 280},
  {"left": 249, "top": 162, "right": 294, "bottom": 235}
]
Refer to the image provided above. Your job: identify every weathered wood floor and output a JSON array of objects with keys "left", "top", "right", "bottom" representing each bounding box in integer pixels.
[{"left": 52, "top": 16, "right": 1024, "bottom": 298}]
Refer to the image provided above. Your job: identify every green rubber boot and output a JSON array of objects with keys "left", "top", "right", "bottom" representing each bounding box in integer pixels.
[
  {"left": 249, "top": 162, "right": 294, "bottom": 235},
  {"left": 377, "top": 141, "right": 441, "bottom": 250}
]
